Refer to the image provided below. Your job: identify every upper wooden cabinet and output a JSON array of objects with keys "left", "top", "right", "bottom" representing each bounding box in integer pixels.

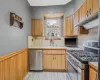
[
  {"left": 86, "top": 0, "right": 93, "bottom": 18},
  {"left": 93, "top": 0, "right": 99, "bottom": 14},
  {"left": 32, "top": 19, "right": 43, "bottom": 37},
  {"left": 78, "top": 0, "right": 98, "bottom": 22},
  {"left": 80, "top": 1, "right": 86, "bottom": 22},
  {"left": 86, "top": 0, "right": 98, "bottom": 18},
  {"left": 64, "top": 15, "right": 74, "bottom": 37},
  {"left": 74, "top": 9, "right": 88, "bottom": 35},
  {"left": 74, "top": 10, "right": 79, "bottom": 26}
]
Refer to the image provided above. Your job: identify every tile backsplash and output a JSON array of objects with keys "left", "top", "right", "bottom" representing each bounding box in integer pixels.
[
  {"left": 28, "top": 36, "right": 64, "bottom": 48},
  {"left": 28, "top": 28, "right": 98, "bottom": 48},
  {"left": 78, "top": 27, "right": 98, "bottom": 48}
]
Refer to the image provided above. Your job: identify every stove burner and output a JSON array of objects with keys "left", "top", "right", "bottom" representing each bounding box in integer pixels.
[{"left": 67, "top": 50, "right": 98, "bottom": 62}]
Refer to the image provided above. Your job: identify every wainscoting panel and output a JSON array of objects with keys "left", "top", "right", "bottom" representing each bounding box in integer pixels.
[{"left": 0, "top": 48, "right": 28, "bottom": 80}]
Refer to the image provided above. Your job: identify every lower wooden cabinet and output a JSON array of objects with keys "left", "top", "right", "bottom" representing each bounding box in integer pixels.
[
  {"left": 89, "top": 64, "right": 98, "bottom": 80},
  {"left": 43, "top": 49, "right": 66, "bottom": 71},
  {"left": 89, "top": 67, "right": 98, "bottom": 80},
  {"left": 43, "top": 55, "right": 52, "bottom": 69}
]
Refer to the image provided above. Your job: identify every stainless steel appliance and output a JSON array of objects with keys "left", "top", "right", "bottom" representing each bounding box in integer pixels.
[
  {"left": 67, "top": 46, "right": 98, "bottom": 80},
  {"left": 29, "top": 50, "right": 43, "bottom": 71}
]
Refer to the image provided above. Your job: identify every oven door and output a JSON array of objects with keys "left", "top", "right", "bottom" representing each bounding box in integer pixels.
[{"left": 67, "top": 60, "right": 78, "bottom": 80}]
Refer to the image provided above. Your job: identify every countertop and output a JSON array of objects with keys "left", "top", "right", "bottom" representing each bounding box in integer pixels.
[
  {"left": 89, "top": 62, "right": 98, "bottom": 71},
  {"left": 28, "top": 47, "right": 67, "bottom": 50},
  {"left": 28, "top": 46, "right": 82, "bottom": 50}
]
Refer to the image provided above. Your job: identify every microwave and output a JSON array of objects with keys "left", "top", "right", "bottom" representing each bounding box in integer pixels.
[{"left": 65, "top": 37, "right": 78, "bottom": 47}]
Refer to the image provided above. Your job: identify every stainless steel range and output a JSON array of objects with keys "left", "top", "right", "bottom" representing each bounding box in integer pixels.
[{"left": 67, "top": 41, "right": 98, "bottom": 80}]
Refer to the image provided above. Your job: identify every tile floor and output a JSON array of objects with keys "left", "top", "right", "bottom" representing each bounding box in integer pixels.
[{"left": 24, "top": 72, "right": 71, "bottom": 80}]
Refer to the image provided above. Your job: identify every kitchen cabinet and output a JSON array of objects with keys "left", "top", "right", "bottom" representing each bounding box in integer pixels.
[
  {"left": 80, "top": 1, "right": 86, "bottom": 22},
  {"left": 74, "top": 9, "right": 88, "bottom": 35},
  {"left": 93, "top": 0, "right": 99, "bottom": 14},
  {"left": 89, "top": 67, "right": 98, "bottom": 80},
  {"left": 61, "top": 55, "right": 66, "bottom": 70},
  {"left": 78, "top": 0, "right": 98, "bottom": 23},
  {"left": 64, "top": 16, "right": 71, "bottom": 36},
  {"left": 43, "top": 55, "right": 52, "bottom": 69},
  {"left": 74, "top": 10, "right": 79, "bottom": 26},
  {"left": 43, "top": 49, "right": 66, "bottom": 71},
  {"left": 86, "top": 0, "right": 93, "bottom": 18},
  {"left": 52, "top": 55, "right": 58, "bottom": 70},
  {"left": 64, "top": 15, "right": 74, "bottom": 37},
  {"left": 32, "top": 19, "right": 43, "bottom": 37},
  {"left": 78, "top": 26, "right": 88, "bottom": 34}
]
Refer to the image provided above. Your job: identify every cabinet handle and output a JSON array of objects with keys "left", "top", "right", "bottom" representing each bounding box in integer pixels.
[
  {"left": 86, "top": 11, "right": 89, "bottom": 17},
  {"left": 53, "top": 57, "right": 54, "bottom": 60},
  {"left": 96, "top": 73, "right": 98, "bottom": 80},
  {"left": 55, "top": 57, "right": 56, "bottom": 59},
  {"left": 89, "top": 8, "right": 92, "bottom": 15}
]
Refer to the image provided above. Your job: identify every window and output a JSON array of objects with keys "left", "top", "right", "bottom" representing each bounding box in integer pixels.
[{"left": 44, "top": 17, "right": 63, "bottom": 40}]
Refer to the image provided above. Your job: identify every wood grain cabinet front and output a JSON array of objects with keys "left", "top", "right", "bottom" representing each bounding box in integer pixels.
[
  {"left": 74, "top": 9, "right": 88, "bottom": 35},
  {"left": 89, "top": 67, "right": 98, "bottom": 80},
  {"left": 32, "top": 19, "right": 43, "bottom": 37},
  {"left": 86, "top": 0, "right": 93, "bottom": 18},
  {"left": 64, "top": 15, "right": 74, "bottom": 37},
  {"left": 92, "top": 0, "right": 99, "bottom": 14},
  {"left": 43, "top": 49, "right": 66, "bottom": 71}
]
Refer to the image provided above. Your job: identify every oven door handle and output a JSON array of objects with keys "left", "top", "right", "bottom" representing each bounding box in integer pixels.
[{"left": 67, "top": 59, "right": 82, "bottom": 73}]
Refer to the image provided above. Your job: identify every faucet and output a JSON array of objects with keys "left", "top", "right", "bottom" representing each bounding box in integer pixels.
[{"left": 50, "top": 38, "right": 54, "bottom": 46}]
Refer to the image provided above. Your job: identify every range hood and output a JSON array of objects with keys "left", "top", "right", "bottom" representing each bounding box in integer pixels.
[{"left": 75, "top": 12, "right": 99, "bottom": 29}]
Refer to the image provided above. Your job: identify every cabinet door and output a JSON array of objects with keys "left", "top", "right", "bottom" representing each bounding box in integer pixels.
[
  {"left": 71, "top": 15, "right": 74, "bottom": 36},
  {"left": 64, "top": 16, "right": 72, "bottom": 36},
  {"left": 64, "top": 17, "right": 70, "bottom": 36},
  {"left": 74, "top": 10, "right": 79, "bottom": 35},
  {"left": 61, "top": 55, "right": 66, "bottom": 70},
  {"left": 32, "top": 19, "right": 43, "bottom": 36},
  {"left": 89, "top": 67, "right": 98, "bottom": 80},
  {"left": 43, "top": 55, "right": 52, "bottom": 69},
  {"left": 93, "top": 0, "right": 99, "bottom": 14},
  {"left": 57, "top": 55, "right": 66, "bottom": 70},
  {"left": 52, "top": 55, "right": 58, "bottom": 70},
  {"left": 82, "top": 2, "right": 86, "bottom": 21},
  {"left": 86, "top": 0, "right": 93, "bottom": 17},
  {"left": 80, "top": 1, "right": 86, "bottom": 22},
  {"left": 57, "top": 55, "right": 62, "bottom": 70},
  {"left": 74, "top": 11, "right": 78, "bottom": 26},
  {"left": 68, "top": 17, "right": 72, "bottom": 36}
]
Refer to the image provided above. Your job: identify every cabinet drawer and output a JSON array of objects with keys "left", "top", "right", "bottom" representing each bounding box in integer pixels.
[
  {"left": 43, "top": 50, "right": 52, "bottom": 55},
  {"left": 43, "top": 50, "right": 66, "bottom": 55},
  {"left": 52, "top": 50, "right": 66, "bottom": 55}
]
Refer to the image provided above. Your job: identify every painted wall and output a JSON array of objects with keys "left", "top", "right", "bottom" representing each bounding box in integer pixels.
[
  {"left": 32, "top": 1, "right": 75, "bottom": 18},
  {"left": 73, "top": 0, "right": 85, "bottom": 12},
  {"left": 32, "top": 5, "right": 65, "bottom": 18},
  {"left": 0, "top": 0, "right": 32, "bottom": 56},
  {"left": 64, "top": 1, "right": 74, "bottom": 16}
]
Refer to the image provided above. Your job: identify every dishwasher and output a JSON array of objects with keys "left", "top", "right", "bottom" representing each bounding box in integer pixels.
[{"left": 29, "top": 50, "right": 43, "bottom": 71}]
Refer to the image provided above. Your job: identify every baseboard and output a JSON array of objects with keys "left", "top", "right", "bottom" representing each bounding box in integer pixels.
[
  {"left": 21, "top": 72, "right": 28, "bottom": 80},
  {"left": 43, "top": 69, "right": 66, "bottom": 72}
]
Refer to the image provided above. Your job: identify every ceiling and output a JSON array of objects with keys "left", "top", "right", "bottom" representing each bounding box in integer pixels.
[{"left": 27, "top": 0, "right": 72, "bottom": 6}]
